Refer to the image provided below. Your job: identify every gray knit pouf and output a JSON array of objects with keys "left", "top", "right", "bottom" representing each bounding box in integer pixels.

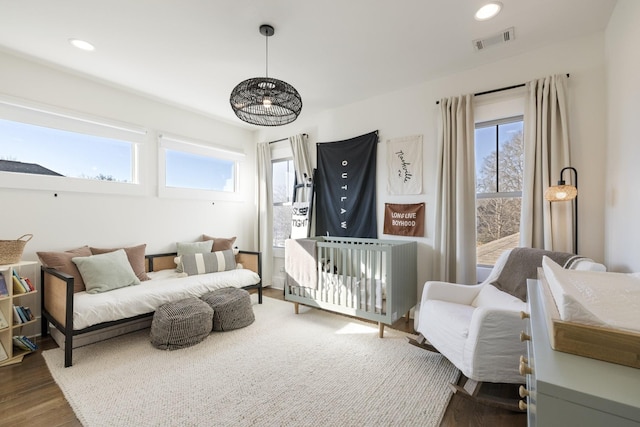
[
  {"left": 201, "top": 287, "right": 254, "bottom": 331},
  {"left": 150, "top": 297, "right": 213, "bottom": 350}
]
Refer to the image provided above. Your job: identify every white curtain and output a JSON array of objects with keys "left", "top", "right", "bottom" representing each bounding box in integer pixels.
[
  {"left": 434, "top": 94, "right": 477, "bottom": 284},
  {"left": 520, "top": 74, "right": 573, "bottom": 252},
  {"left": 256, "top": 142, "right": 273, "bottom": 285},
  {"left": 289, "top": 134, "right": 313, "bottom": 202}
]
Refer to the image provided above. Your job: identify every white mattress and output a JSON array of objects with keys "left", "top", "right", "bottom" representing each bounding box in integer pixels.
[
  {"left": 542, "top": 257, "right": 640, "bottom": 333},
  {"left": 73, "top": 268, "right": 260, "bottom": 330}
]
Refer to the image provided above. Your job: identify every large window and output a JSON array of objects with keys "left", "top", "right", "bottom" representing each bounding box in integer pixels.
[
  {"left": 0, "top": 118, "right": 134, "bottom": 182},
  {"left": 272, "top": 158, "right": 295, "bottom": 248},
  {"left": 0, "top": 95, "right": 145, "bottom": 195},
  {"left": 475, "top": 116, "right": 524, "bottom": 265},
  {"left": 158, "top": 133, "right": 243, "bottom": 200}
]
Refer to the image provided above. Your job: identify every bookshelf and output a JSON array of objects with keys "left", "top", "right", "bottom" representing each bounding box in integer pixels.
[{"left": 0, "top": 261, "right": 38, "bottom": 367}]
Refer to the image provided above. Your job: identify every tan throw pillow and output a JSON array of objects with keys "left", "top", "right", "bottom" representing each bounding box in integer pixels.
[
  {"left": 90, "top": 244, "right": 150, "bottom": 281},
  {"left": 202, "top": 235, "right": 237, "bottom": 252},
  {"left": 37, "top": 246, "right": 92, "bottom": 293}
]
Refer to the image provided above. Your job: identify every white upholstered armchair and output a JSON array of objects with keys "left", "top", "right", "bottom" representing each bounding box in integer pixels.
[{"left": 414, "top": 248, "right": 606, "bottom": 384}]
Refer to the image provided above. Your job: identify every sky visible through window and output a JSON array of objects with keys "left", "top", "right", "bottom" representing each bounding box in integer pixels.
[
  {"left": 0, "top": 118, "right": 132, "bottom": 181},
  {"left": 475, "top": 120, "right": 522, "bottom": 184},
  {"left": 165, "top": 149, "right": 235, "bottom": 192}
]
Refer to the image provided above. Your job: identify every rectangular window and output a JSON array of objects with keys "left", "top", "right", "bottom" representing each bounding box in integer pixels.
[
  {"left": 0, "top": 119, "right": 134, "bottom": 182},
  {"left": 272, "top": 158, "right": 295, "bottom": 248},
  {"left": 475, "top": 116, "right": 523, "bottom": 266},
  {"left": 0, "top": 95, "right": 145, "bottom": 195},
  {"left": 158, "top": 133, "right": 243, "bottom": 200}
]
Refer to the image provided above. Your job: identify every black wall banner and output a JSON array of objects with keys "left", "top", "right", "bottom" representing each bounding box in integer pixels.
[{"left": 315, "top": 131, "right": 378, "bottom": 238}]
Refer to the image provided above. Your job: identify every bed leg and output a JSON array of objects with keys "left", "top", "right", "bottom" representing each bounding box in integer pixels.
[
  {"left": 379, "top": 322, "right": 384, "bottom": 338},
  {"left": 294, "top": 302, "right": 299, "bottom": 314},
  {"left": 405, "top": 310, "right": 410, "bottom": 323}
]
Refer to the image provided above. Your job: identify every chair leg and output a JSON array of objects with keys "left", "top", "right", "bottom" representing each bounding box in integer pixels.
[
  {"left": 449, "top": 375, "right": 525, "bottom": 412},
  {"left": 407, "top": 333, "right": 441, "bottom": 353}
]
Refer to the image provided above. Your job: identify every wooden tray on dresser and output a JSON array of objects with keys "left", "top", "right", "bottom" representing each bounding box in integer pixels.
[{"left": 537, "top": 268, "right": 640, "bottom": 369}]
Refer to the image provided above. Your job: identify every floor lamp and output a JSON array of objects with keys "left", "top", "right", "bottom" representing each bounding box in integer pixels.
[{"left": 544, "top": 167, "right": 578, "bottom": 253}]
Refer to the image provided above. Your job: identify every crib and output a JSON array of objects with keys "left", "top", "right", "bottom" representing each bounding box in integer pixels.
[{"left": 284, "top": 237, "right": 417, "bottom": 337}]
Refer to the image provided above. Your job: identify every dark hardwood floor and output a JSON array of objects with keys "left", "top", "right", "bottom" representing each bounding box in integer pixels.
[{"left": 0, "top": 287, "right": 526, "bottom": 427}]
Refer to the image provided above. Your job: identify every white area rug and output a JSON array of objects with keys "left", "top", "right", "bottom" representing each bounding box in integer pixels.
[{"left": 43, "top": 296, "right": 459, "bottom": 427}]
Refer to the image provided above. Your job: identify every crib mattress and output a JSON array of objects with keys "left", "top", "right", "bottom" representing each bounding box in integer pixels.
[{"left": 73, "top": 268, "right": 260, "bottom": 330}]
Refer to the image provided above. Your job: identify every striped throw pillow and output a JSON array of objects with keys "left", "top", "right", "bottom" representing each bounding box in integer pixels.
[{"left": 180, "top": 250, "right": 236, "bottom": 275}]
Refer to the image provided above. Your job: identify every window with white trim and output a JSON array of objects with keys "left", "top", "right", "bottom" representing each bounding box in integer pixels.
[
  {"left": 158, "top": 133, "right": 243, "bottom": 200},
  {"left": 0, "top": 95, "right": 145, "bottom": 195},
  {"left": 475, "top": 116, "right": 524, "bottom": 265},
  {"left": 272, "top": 158, "right": 295, "bottom": 248}
]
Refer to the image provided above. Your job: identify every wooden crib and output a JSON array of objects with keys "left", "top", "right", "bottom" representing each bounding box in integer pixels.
[{"left": 284, "top": 237, "right": 417, "bottom": 337}]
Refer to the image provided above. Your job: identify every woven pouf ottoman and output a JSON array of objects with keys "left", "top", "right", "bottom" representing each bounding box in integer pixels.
[
  {"left": 201, "top": 287, "right": 254, "bottom": 332},
  {"left": 150, "top": 297, "right": 213, "bottom": 350}
]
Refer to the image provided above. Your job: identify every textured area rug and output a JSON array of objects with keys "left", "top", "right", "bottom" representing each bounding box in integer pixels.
[{"left": 43, "top": 296, "right": 459, "bottom": 427}]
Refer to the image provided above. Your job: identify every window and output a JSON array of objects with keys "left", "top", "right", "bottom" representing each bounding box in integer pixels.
[
  {"left": 0, "top": 95, "right": 145, "bottom": 195},
  {"left": 158, "top": 133, "right": 243, "bottom": 200},
  {"left": 0, "top": 119, "right": 134, "bottom": 182},
  {"left": 475, "top": 116, "right": 523, "bottom": 265},
  {"left": 272, "top": 158, "right": 295, "bottom": 248}
]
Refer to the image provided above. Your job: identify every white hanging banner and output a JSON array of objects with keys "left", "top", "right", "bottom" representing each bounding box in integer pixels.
[
  {"left": 387, "top": 134, "right": 423, "bottom": 195},
  {"left": 291, "top": 202, "right": 311, "bottom": 239}
]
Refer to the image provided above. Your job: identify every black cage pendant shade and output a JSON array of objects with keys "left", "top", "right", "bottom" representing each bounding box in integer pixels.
[{"left": 230, "top": 25, "right": 302, "bottom": 126}]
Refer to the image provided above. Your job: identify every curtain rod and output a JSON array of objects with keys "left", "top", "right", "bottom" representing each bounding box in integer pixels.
[
  {"left": 435, "top": 74, "right": 570, "bottom": 105},
  {"left": 267, "top": 133, "right": 308, "bottom": 144}
]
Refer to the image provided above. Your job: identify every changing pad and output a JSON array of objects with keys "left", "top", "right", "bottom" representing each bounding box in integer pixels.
[{"left": 542, "top": 257, "right": 640, "bottom": 333}]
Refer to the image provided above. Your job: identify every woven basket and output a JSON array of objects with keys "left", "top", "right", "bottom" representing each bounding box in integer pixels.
[{"left": 0, "top": 234, "right": 33, "bottom": 265}]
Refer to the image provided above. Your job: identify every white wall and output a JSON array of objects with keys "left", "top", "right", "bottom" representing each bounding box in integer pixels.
[
  {"left": 0, "top": 51, "right": 257, "bottom": 261},
  {"left": 258, "top": 32, "right": 608, "bottom": 292},
  {"left": 604, "top": 0, "right": 640, "bottom": 272}
]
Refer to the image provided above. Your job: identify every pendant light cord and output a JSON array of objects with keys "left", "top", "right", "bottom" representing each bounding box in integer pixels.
[{"left": 265, "top": 32, "right": 269, "bottom": 78}]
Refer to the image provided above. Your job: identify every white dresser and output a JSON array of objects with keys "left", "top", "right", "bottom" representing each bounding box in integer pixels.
[{"left": 522, "top": 280, "right": 640, "bottom": 426}]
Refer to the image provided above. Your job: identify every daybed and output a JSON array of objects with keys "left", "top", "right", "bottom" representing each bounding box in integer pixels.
[{"left": 39, "top": 244, "right": 262, "bottom": 367}]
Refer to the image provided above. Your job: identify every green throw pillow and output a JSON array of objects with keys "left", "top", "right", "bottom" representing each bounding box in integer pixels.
[
  {"left": 175, "top": 240, "right": 214, "bottom": 273},
  {"left": 72, "top": 249, "right": 141, "bottom": 294},
  {"left": 181, "top": 250, "right": 236, "bottom": 276}
]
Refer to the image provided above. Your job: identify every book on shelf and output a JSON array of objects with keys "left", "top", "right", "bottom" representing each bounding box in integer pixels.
[
  {"left": 12, "top": 305, "right": 33, "bottom": 324},
  {"left": 0, "top": 309, "right": 8, "bottom": 329},
  {"left": 24, "top": 277, "right": 35, "bottom": 292},
  {"left": 12, "top": 274, "right": 26, "bottom": 294},
  {"left": 12, "top": 335, "right": 37, "bottom": 352},
  {"left": 12, "top": 269, "right": 32, "bottom": 293},
  {"left": 0, "top": 341, "right": 7, "bottom": 362},
  {"left": 0, "top": 274, "right": 8, "bottom": 297},
  {"left": 12, "top": 305, "right": 23, "bottom": 324}
]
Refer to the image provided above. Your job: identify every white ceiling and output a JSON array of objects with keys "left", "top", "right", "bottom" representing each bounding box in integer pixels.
[{"left": 0, "top": 0, "right": 617, "bottom": 128}]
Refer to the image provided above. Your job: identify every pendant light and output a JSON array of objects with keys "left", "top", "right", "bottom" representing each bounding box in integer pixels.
[{"left": 230, "top": 24, "right": 302, "bottom": 126}]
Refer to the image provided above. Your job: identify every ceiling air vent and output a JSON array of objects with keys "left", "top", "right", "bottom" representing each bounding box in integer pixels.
[{"left": 473, "top": 27, "right": 515, "bottom": 51}]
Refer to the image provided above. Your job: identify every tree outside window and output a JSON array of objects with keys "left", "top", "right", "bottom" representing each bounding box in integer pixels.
[{"left": 475, "top": 117, "right": 524, "bottom": 265}]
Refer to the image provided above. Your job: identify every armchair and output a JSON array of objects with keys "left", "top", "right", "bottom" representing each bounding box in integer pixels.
[{"left": 414, "top": 248, "right": 605, "bottom": 384}]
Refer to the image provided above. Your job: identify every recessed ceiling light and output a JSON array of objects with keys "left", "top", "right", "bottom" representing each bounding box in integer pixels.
[
  {"left": 69, "top": 38, "right": 95, "bottom": 51},
  {"left": 475, "top": 2, "right": 503, "bottom": 21}
]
